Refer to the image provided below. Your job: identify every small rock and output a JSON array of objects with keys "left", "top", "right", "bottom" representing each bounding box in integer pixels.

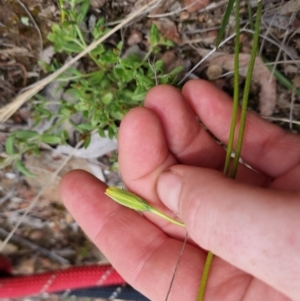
[
  {"left": 90, "top": 0, "right": 107, "bottom": 9},
  {"left": 0, "top": 240, "right": 18, "bottom": 255},
  {"left": 29, "top": 230, "right": 43, "bottom": 241},
  {"left": 180, "top": 11, "right": 190, "bottom": 21},
  {"left": 127, "top": 30, "right": 143, "bottom": 46},
  {"left": 198, "top": 14, "right": 205, "bottom": 22},
  {"left": 206, "top": 64, "right": 223, "bottom": 80},
  {"left": 5, "top": 172, "right": 16, "bottom": 180}
]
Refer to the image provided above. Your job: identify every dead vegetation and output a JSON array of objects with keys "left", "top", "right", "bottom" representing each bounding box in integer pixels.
[{"left": 0, "top": 0, "right": 300, "bottom": 300}]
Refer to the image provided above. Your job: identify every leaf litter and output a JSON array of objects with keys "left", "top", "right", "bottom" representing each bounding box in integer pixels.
[{"left": 0, "top": 0, "right": 300, "bottom": 300}]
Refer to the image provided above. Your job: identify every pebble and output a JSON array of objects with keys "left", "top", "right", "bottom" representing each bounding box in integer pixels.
[
  {"left": 206, "top": 64, "right": 223, "bottom": 80},
  {"left": 180, "top": 11, "right": 190, "bottom": 21},
  {"left": 127, "top": 30, "right": 143, "bottom": 46}
]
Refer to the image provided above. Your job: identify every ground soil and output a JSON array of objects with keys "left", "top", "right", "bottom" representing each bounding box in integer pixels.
[{"left": 0, "top": 0, "right": 300, "bottom": 300}]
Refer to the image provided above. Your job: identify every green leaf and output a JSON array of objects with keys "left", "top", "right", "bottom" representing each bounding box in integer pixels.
[
  {"left": 102, "top": 92, "right": 113, "bottom": 105},
  {"left": 117, "top": 41, "right": 123, "bottom": 50},
  {"left": 98, "top": 128, "right": 106, "bottom": 138},
  {"left": 215, "top": 0, "right": 235, "bottom": 47},
  {"left": 120, "top": 55, "right": 141, "bottom": 68},
  {"left": 111, "top": 111, "right": 124, "bottom": 120},
  {"left": 160, "top": 76, "right": 170, "bottom": 84},
  {"left": 5, "top": 135, "right": 15, "bottom": 155},
  {"left": 162, "top": 39, "right": 174, "bottom": 47},
  {"left": 62, "top": 42, "right": 83, "bottom": 53},
  {"left": 113, "top": 66, "right": 133, "bottom": 82},
  {"left": 165, "top": 66, "right": 183, "bottom": 77},
  {"left": 131, "top": 91, "right": 146, "bottom": 101},
  {"left": 32, "top": 146, "right": 40, "bottom": 156},
  {"left": 96, "top": 18, "right": 105, "bottom": 28},
  {"left": 83, "top": 133, "right": 91, "bottom": 148},
  {"left": 41, "top": 134, "right": 61, "bottom": 144},
  {"left": 99, "top": 50, "right": 118, "bottom": 64},
  {"left": 91, "top": 44, "right": 105, "bottom": 55},
  {"left": 76, "top": 0, "right": 90, "bottom": 23},
  {"left": 150, "top": 24, "right": 159, "bottom": 46},
  {"left": 154, "top": 59, "right": 164, "bottom": 71},
  {"left": 91, "top": 111, "right": 99, "bottom": 127},
  {"left": 47, "top": 32, "right": 57, "bottom": 43},
  {"left": 15, "top": 130, "right": 38, "bottom": 139},
  {"left": 51, "top": 23, "right": 61, "bottom": 34},
  {"left": 83, "top": 110, "right": 89, "bottom": 119},
  {"left": 135, "top": 73, "right": 154, "bottom": 88},
  {"left": 108, "top": 126, "right": 115, "bottom": 139},
  {"left": 15, "top": 159, "right": 35, "bottom": 178},
  {"left": 78, "top": 123, "right": 94, "bottom": 131}
]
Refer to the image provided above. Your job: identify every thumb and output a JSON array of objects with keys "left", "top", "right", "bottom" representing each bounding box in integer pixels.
[{"left": 156, "top": 165, "right": 300, "bottom": 301}]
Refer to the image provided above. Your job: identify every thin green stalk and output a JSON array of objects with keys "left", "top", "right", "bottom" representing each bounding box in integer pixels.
[
  {"left": 69, "top": 12, "right": 102, "bottom": 68},
  {"left": 197, "top": 2, "right": 263, "bottom": 300},
  {"left": 262, "top": 56, "right": 300, "bottom": 97},
  {"left": 247, "top": 2, "right": 254, "bottom": 30},
  {"left": 224, "top": 0, "right": 240, "bottom": 176},
  {"left": 56, "top": 70, "right": 105, "bottom": 82},
  {"left": 197, "top": 0, "right": 241, "bottom": 299},
  {"left": 43, "top": 117, "right": 66, "bottom": 133},
  {"left": 216, "top": 0, "right": 236, "bottom": 48},
  {"left": 197, "top": 251, "right": 214, "bottom": 301},
  {"left": 58, "top": 0, "right": 65, "bottom": 23},
  {"left": 231, "top": 0, "right": 262, "bottom": 177}
]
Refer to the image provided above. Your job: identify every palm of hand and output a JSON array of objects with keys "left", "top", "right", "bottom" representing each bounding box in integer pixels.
[{"left": 61, "top": 80, "right": 300, "bottom": 301}]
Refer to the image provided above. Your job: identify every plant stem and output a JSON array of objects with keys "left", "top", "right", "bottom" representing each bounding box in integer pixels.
[
  {"left": 149, "top": 207, "right": 185, "bottom": 227},
  {"left": 196, "top": 251, "right": 214, "bottom": 301},
  {"left": 231, "top": 0, "right": 262, "bottom": 177},
  {"left": 224, "top": 0, "right": 240, "bottom": 176},
  {"left": 58, "top": 0, "right": 65, "bottom": 23},
  {"left": 262, "top": 56, "right": 300, "bottom": 97},
  {"left": 71, "top": 13, "right": 102, "bottom": 68},
  {"left": 197, "top": 1, "right": 263, "bottom": 300},
  {"left": 247, "top": 2, "right": 254, "bottom": 30}
]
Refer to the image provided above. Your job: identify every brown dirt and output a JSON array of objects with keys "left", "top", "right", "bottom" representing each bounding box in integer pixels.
[{"left": 0, "top": 0, "right": 300, "bottom": 300}]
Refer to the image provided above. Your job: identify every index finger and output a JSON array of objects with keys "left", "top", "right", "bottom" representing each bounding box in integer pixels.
[{"left": 182, "top": 80, "right": 300, "bottom": 178}]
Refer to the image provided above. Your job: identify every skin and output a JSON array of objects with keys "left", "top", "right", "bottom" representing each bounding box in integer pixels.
[{"left": 60, "top": 80, "right": 300, "bottom": 301}]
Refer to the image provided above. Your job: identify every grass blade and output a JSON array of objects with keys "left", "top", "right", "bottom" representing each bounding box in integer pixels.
[
  {"left": 216, "top": 0, "right": 235, "bottom": 48},
  {"left": 223, "top": 0, "right": 240, "bottom": 176},
  {"left": 231, "top": 0, "right": 262, "bottom": 177},
  {"left": 197, "top": 1, "right": 264, "bottom": 300},
  {"left": 15, "top": 159, "right": 36, "bottom": 178},
  {"left": 196, "top": 251, "right": 214, "bottom": 301}
]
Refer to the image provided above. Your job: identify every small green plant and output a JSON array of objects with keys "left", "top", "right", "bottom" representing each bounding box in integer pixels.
[{"left": 1, "top": 0, "right": 182, "bottom": 176}]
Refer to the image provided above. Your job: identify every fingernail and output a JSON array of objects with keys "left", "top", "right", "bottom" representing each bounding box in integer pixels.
[{"left": 157, "top": 171, "right": 182, "bottom": 212}]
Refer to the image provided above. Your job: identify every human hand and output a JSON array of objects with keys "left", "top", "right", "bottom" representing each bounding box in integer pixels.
[{"left": 60, "top": 80, "right": 300, "bottom": 301}]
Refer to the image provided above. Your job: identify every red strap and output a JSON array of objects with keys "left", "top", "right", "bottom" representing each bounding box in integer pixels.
[{"left": 0, "top": 264, "right": 125, "bottom": 298}]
